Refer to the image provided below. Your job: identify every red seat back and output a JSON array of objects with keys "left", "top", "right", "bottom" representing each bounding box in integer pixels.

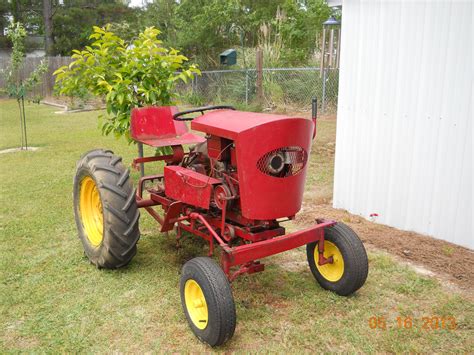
[{"left": 131, "top": 106, "right": 188, "bottom": 141}]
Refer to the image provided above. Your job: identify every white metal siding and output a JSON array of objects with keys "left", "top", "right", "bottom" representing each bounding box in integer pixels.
[{"left": 334, "top": 0, "right": 473, "bottom": 249}]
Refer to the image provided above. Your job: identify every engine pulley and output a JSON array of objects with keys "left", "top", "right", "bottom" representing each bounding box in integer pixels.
[{"left": 214, "top": 184, "right": 233, "bottom": 210}]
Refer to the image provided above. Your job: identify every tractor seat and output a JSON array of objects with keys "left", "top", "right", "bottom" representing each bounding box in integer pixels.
[{"left": 130, "top": 106, "right": 205, "bottom": 147}]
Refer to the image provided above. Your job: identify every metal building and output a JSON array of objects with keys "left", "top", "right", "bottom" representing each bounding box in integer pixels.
[{"left": 333, "top": 0, "right": 473, "bottom": 249}]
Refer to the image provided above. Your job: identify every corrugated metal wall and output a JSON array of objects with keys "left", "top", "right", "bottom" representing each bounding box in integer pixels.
[{"left": 333, "top": 0, "right": 473, "bottom": 249}]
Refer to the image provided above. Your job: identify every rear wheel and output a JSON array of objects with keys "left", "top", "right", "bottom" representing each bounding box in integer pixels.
[
  {"left": 180, "top": 257, "right": 236, "bottom": 347},
  {"left": 306, "top": 222, "right": 368, "bottom": 296},
  {"left": 73, "top": 149, "right": 140, "bottom": 268}
]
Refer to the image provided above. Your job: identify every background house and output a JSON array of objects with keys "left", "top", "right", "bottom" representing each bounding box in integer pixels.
[{"left": 333, "top": 0, "right": 472, "bottom": 248}]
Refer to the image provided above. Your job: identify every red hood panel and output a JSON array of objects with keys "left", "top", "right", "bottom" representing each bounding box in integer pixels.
[
  {"left": 192, "top": 109, "right": 313, "bottom": 220},
  {"left": 191, "top": 110, "right": 302, "bottom": 139}
]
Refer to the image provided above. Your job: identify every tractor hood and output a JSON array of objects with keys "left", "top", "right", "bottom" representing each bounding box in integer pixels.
[
  {"left": 192, "top": 109, "right": 314, "bottom": 220},
  {"left": 191, "top": 110, "right": 298, "bottom": 140}
]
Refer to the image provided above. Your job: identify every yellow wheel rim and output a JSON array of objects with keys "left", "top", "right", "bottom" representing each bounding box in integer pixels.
[
  {"left": 184, "top": 279, "right": 208, "bottom": 330},
  {"left": 79, "top": 176, "right": 104, "bottom": 247},
  {"left": 315, "top": 241, "right": 344, "bottom": 282}
]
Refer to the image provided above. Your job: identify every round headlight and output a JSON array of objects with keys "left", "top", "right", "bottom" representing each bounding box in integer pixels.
[{"left": 267, "top": 151, "right": 286, "bottom": 174}]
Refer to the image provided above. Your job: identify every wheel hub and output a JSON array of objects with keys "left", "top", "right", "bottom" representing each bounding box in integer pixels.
[
  {"left": 184, "top": 279, "right": 208, "bottom": 330},
  {"left": 315, "top": 240, "right": 344, "bottom": 282},
  {"left": 79, "top": 176, "right": 104, "bottom": 246}
]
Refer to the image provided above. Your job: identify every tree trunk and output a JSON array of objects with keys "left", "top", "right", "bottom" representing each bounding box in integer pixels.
[
  {"left": 12, "top": 0, "right": 21, "bottom": 23},
  {"left": 18, "top": 98, "right": 25, "bottom": 149},
  {"left": 43, "top": 0, "right": 54, "bottom": 56},
  {"left": 21, "top": 96, "right": 28, "bottom": 149}
]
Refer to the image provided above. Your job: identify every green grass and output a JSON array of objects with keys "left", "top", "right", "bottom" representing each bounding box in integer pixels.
[{"left": 0, "top": 100, "right": 473, "bottom": 352}]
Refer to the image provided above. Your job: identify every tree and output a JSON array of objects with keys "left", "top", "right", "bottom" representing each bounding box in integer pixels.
[
  {"left": 0, "top": 22, "right": 48, "bottom": 150},
  {"left": 54, "top": 25, "right": 200, "bottom": 140},
  {"left": 145, "top": 0, "right": 331, "bottom": 68},
  {"left": 2, "top": 0, "right": 331, "bottom": 67},
  {"left": 1, "top": 0, "right": 136, "bottom": 55},
  {"left": 8, "top": 0, "right": 43, "bottom": 32},
  {"left": 174, "top": 0, "right": 241, "bottom": 65},
  {"left": 0, "top": 1, "right": 10, "bottom": 39},
  {"left": 140, "top": 0, "right": 177, "bottom": 44},
  {"left": 1, "top": 0, "right": 53, "bottom": 53},
  {"left": 52, "top": 0, "right": 136, "bottom": 55},
  {"left": 43, "top": 0, "right": 54, "bottom": 55}
]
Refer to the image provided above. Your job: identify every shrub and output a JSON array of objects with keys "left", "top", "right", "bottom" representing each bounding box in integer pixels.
[{"left": 54, "top": 25, "right": 200, "bottom": 140}]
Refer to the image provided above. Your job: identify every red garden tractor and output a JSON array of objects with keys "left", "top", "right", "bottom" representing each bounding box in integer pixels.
[{"left": 73, "top": 99, "right": 368, "bottom": 347}]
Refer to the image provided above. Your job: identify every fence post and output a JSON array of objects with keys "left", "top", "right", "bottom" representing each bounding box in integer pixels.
[
  {"left": 256, "top": 48, "right": 263, "bottom": 105},
  {"left": 245, "top": 70, "right": 249, "bottom": 105},
  {"left": 322, "top": 68, "right": 327, "bottom": 114},
  {"left": 320, "top": 27, "right": 326, "bottom": 78}
]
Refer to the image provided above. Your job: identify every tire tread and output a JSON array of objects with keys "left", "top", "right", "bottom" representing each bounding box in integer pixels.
[
  {"left": 180, "top": 257, "right": 236, "bottom": 347},
  {"left": 73, "top": 149, "right": 140, "bottom": 269},
  {"left": 306, "top": 222, "right": 368, "bottom": 296}
]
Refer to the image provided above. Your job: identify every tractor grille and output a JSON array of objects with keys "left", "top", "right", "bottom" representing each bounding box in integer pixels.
[{"left": 257, "top": 146, "right": 308, "bottom": 178}]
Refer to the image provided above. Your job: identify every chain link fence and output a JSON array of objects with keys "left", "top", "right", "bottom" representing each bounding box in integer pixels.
[
  {"left": 1, "top": 57, "right": 338, "bottom": 114},
  {"left": 178, "top": 68, "right": 339, "bottom": 114}
]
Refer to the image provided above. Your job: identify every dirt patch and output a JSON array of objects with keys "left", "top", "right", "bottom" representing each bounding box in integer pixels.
[
  {"left": 0, "top": 147, "right": 40, "bottom": 154},
  {"left": 41, "top": 95, "right": 104, "bottom": 111},
  {"left": 295, "top": 203, "right": 474, "bottom": 295}
]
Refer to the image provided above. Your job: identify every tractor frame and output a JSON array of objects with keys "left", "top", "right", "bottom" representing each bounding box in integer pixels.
[{"left": 134, "top": 157, "right": 336, "bottom": 281}]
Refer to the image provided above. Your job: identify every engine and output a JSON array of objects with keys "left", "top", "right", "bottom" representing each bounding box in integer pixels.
[{"left": 180, "top": 109, "right": 314, "bottom": 221}]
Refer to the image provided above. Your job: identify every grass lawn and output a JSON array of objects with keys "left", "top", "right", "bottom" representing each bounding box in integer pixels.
[{"left": 0, "top": 99, "right": 472, "bottom": 352}]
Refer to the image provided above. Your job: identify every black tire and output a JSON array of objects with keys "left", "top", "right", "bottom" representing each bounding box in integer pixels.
[
  {"left": 73, "top": 149, "right": 140, "bottom": 268},
  {"left": 306, "top": 222, "right": 368, "bottom": 296},
  {"left": 180, "top": 257, "right": 236, "bottom": 347}
]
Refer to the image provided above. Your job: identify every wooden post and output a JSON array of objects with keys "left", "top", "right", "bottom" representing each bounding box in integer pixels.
[
  {"left": 256, "top": 48, "right": 263, "bottom": 104},
  {"left": 320, "top": 27, "right": 326, "bottom": 77},
  {"left": 336, "top": 28, "right": 341, "bottom": 69}
]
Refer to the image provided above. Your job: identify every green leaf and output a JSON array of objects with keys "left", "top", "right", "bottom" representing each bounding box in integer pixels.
[
  {"left": 117, "top": 93, "right": 124, "bottom": 105},
  {"left": 52, "top": 24, "right": 197, "bottom": 141},
  {"left": 52, "top": 66, "right": 67, "bottom": 76}
]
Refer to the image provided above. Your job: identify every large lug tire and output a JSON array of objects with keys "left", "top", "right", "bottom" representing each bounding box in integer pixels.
[
  {"left": 180, "top": 257, "right": 236, "bottom": 347},
  {"left": 73, "top": 149, "right": 140, "bottom": 269},
  {"left": 306, "top": 222, "right": 368, "bottom": 296}
]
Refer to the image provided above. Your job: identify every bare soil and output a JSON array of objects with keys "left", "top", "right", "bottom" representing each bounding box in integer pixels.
[{"left": 295, "top": 202, "right": 474, "bottom": 295}]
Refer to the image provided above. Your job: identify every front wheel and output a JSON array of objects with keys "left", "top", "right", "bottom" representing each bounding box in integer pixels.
[
  {"left": 180, "top": 257, "right": 236, "bottom": 347},
  {"left": 307, "top": 222, "right": 368, "bottom": 296}
]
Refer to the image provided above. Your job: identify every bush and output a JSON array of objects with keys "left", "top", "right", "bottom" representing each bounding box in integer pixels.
[{"left": 54, "top": 25, "right": 200, "bottom": 140}]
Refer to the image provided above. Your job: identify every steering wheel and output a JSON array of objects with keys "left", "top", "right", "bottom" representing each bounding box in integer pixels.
[{"left": 173, "top": 105, "right": 236, "bottom": 121}]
